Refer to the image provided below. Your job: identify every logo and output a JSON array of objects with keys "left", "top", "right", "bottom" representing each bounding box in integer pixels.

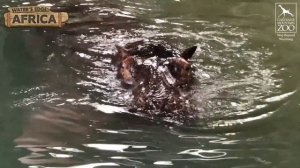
[
  {"left": 4, "top": 6, "right": 68, "bottom": 27},
  {"left": 275, "top": 3, "right": 297, "bottom": 41}
]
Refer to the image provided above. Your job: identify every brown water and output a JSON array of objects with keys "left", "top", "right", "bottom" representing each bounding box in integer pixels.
[{"left": 0, "top": 0, "right": 300, "bottom": 167}]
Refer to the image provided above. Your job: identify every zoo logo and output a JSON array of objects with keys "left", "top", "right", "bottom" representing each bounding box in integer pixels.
[
  {"left": 4, "top": 6, "right": 68, "bottom": 27},
  {"left": 275, "top": 3, "right": 297, "bottom": 33}
]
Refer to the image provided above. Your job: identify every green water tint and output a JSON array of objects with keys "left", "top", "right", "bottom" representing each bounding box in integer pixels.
[{"left": 0, "top": 0, "right": 299, "bottom": 167}]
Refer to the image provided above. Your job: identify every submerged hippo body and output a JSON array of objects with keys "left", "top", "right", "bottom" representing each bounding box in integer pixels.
[{"left": 114, "top": 41, "right": 198, "bottom": 124}]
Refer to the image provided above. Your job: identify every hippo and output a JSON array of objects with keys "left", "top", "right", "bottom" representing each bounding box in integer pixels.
[{"left": 113, "top": 41, "right": 198, "bottom": 124}]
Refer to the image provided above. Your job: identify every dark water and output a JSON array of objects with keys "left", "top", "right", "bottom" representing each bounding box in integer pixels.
[{"left": 0, "top": 0, "right": 300, "bottom": 167}]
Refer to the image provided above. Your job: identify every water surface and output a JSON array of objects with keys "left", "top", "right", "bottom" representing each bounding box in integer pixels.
[{"left": 0, "top": 0, "right": 300, "bottom": 167}]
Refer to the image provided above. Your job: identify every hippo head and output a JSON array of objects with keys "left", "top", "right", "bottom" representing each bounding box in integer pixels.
[{"left": 114, "top": 41, "right": 198, "bottom": 123}]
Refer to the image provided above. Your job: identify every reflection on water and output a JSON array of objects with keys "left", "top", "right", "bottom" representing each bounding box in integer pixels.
[{"left": 0, "top": 0, "right": 299, "bottom": 167}]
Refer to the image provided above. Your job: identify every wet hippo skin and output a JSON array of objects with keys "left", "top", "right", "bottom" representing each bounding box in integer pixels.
[{"left": 113, "top": 41, "right": 198, "bottom": 124}]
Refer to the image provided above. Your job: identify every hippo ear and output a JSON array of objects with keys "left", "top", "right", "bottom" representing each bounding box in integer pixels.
[
  {"left": 120, "top": 56, "right": 135, "bottom": 85},
  {"left": 181, "top": 46, "right": 197, "bottom": 60},
  {"left": 116, "top": 45, "right": 129, "bottom": 60}
]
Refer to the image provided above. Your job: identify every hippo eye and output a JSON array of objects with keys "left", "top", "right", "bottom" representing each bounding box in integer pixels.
[
  {"left": 174, "top": 66, "right": 179, "bottom": 72},
  {"left": 167, "top": 63, "right": 181, "bottom": 79}
]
